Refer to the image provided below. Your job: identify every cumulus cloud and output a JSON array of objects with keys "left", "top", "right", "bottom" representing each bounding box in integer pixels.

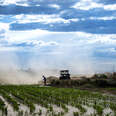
[
  {"left": 72, "top": 0, "right": 116, "bottom": 11},
  {"left": 13, "top": 14, "right": 79, "bottom": 24},
  {"left": 0, "top": 0, "right": 29, "bottom": 6},
  {"left": 103, "top": 4, "right": 116, "bottom": 11},
  {"left": 1, "top": 26, "right": 116, "bottom": 54},
  {"left": 72, "top": 0, "right": 102, "bottom": 10},
  {"left": 0, "top": 0, "right": 20, "bottom": 5},
  {"left": 6, "top": 29, "right": 49, "bottom": 43},
  {"left": 0, "top": 23, "right": 9, "bottom": 32},
  {"left": 0, "top": 23, "right": 9, "bottom": 41},
  {"left": 86, "top": 34, "right": 116, "bottom": 45}
]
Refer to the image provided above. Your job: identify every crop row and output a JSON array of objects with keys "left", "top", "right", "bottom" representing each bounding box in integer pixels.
[{"left": 0, "top": 85, "right": 115, "bottom": 116}]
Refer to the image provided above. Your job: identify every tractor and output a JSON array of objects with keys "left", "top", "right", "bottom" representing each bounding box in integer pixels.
[{"left": 59, "top": 70, "right": 70, "bottom": 80}]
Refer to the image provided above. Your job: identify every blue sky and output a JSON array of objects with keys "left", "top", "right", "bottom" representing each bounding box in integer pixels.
[{"left": 0, "top": 0, "right": 116, "bottom": 74}]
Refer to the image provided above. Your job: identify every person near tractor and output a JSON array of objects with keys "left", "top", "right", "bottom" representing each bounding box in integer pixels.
[{"left": 42, "top": 75, "right": 46, "bottom": 86}]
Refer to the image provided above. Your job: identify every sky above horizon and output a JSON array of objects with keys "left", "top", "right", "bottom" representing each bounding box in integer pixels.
[{"left": 0, "top": 0, "right": 116, "bottom": 75}]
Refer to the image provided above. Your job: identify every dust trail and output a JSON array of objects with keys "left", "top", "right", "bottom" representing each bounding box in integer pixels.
[
  {"left": 0, "top": 45, "right": 95, "bottom": 84},
  {"left": 0, "top": 42, "right": 114, "bottom": 84}
]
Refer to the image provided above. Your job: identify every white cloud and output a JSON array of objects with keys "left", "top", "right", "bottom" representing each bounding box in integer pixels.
[
  {"left": 0, "top": 28, "right": 59, "bottom": 52},
  {"left": 2, "top": 28, "right": 116, "bottom": 48},
  {"left": 0, "top": 0, "right": 29, "bottom": 6},
  {"left": 24, "top": 40, "right": 58, "bottom": 47},
  {"left": 0, "top": 23, "right": 9, "bottom": 38},
  {"left": 15, "top": 3, "right": 29, "bottom": 6},
  {"left": 0, "top": 0, "right": 20, "bottom": 5},
  {"left": 72, "top": 0, "right": 103, "bottom": 10},
  {"left": 68, "top": 18, "right": 79, "bottom": 22},
  {"left": 0, "top": 23, "right": 9, "bottom": 31},
  {"left": 104, "top": 4, "right": 116, "bottom": 11},
  {"left": 1, "top": 25, "right": 116, "bottom": 46},
  {"left": 1, "top": 24, "right": 116, "bottom": 59},
  {"left": 72, "top": 0, "right": 116, "bottom": 11},
  {"left": 13, "top": 14, "right": 79, "bottom": 24},
  {"left": 49, "top": 4, "right": 60, "bottom": 9},
  {"left": 89, "top": 16, "right": 116, "bottom": 20},
  {"left": 6, "top": 29, "right": 49, "bottom": 43},
  {"left": 0, "top": 46, "right": 21, "bottom": 51},
  {"left": 86, "top": 34, "right": 116, "bottom": 45}
]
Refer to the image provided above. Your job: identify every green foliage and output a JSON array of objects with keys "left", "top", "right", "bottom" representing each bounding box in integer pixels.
[
  {"left": 0, "top": 85, "right": 115, "bottom": 116},
  {"left": 73, "top": 112, "right": 79, "bottom": 116},
  {"left": 38, "top": 109, "right": 42, "bottom": 116}
]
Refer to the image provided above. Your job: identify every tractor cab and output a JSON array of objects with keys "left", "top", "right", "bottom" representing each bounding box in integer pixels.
[{"left": 59, "top": 70, "right": 70, "bottom": 80}]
